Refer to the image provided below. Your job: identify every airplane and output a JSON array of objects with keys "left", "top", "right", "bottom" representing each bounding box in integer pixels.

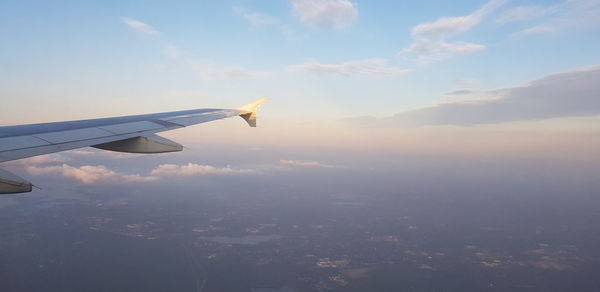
[{"left": 0, "top": 98, "right": 267, "bottom": 194}]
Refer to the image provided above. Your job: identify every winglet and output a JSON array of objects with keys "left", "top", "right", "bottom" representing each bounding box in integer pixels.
[{"left": 237, "top": 98, "right": 267, "bottom": 127}]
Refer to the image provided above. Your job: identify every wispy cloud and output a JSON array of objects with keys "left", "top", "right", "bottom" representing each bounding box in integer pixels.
[
  {"left": 188, "top": 60, "right": 268, "bottom": 79},
  {"left": 123, "top": 18, "right": 160, "bottom": 35},
  {"left": 122, "top": 18, "right": 264, "bottom": 80},
  {"left": 233, "top": 7, "right": 278, "bottom": 27},
  {"left": 279, "top": 160, "right": 335, "bottom": 168},
  {"left": 344, "top": 65, "right": 600, "bottom": 127},
  {"left": 411, "top": 0, "right": 505, "bottom": 38},
  {"left": 403, "top": 40, "right": 486, "bottom": 65},
  {"left": 150, "top": 163, "right": 256, "bottom": 176},
  {"left": 445, "top": 88, "right": 478, "bottom": 95},
  {"left": 233, "top": 6, "right": 304, "bottom": 41},
  {"left": 402, "top": 0, "right": 506, "bottom": 64},
  {"left": 291, "top": 0, "right": 358, "bottom": 30},
  {"left": 496, "top": 5, "right": 559, "bottom": 24},
  {"left": 287, "top": 59, "right": 410, "bottom": 75},
  {"left": 516, "top": 25, "right": 557, "bottom": 35},
  {"left": 508, "top": 0, "right": 600, "bottom": 36},
  {"left": 167, "top": 46, "right": 265, "bottom": 79}
]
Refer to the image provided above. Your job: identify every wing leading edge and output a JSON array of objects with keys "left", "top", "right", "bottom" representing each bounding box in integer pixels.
[{"left": 0, "top": 98, "right": 267, "bottom": 194}]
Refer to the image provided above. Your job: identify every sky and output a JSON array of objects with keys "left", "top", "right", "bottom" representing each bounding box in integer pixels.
[
  {"left": 2, "top": 3, "right": 600, "bottom": 290},
  {"left": 1, "top": 0, "right": 600, "bottom": 162}
]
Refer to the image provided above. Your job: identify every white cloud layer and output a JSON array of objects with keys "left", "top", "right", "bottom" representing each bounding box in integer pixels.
[
  {"left": 26, "top": 163, "right": 255, "bottom": 185},
  {"left": 345, "top": 65, "right": 600, "bottom": 127},
  {"left": 291, "top": 0, "right": 358, "bottom": 30},
  {"left": 287, "top": 59, "right": 410, "bottom": 75},
  {"left": 402, "top": 0, "right": 506, "bottom": 64}
]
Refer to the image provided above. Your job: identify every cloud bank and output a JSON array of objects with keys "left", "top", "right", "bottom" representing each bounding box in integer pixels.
[
  {"left": 26, "top": 162, "right": 255, "bottom": 185},
  {"left": 345, "top": 65, "right": 600, "bottom": 127}
]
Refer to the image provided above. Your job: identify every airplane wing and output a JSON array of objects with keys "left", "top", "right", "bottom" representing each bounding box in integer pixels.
[{"left": 0, "top": 98, "right": 267, "bottom": 194}]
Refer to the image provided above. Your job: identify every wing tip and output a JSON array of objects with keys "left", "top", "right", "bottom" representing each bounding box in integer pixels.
[{"left": 238, "top": 98, "right": 268, "bottom": 127}]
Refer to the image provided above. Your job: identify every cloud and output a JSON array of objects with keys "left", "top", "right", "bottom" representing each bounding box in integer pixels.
[
  {"left": 188, "top": 60, "right": 267, "bottom": 79},
  {"left": 150, "top": 163, "right": 256, "bottom": 176},
  {"left": 26, "top": 162, "right": 255, "bottom": 185},
  {"left": 160, "top": 90, "right": 205, "bottom": 98},
  {"left": 164, "top": 44, "right": 184, "bottom": 59},
  {"left": 166, "top": 50, "right": 266, "bottom": 79},
  {"left": 411, "top": 0, "right": 505, "bottom": 38},
  {"left": 403, "top": 40, "right": 486, "bottom": 64},
  {"left": 27, "top": 164, "right": 119, "bottom": 184},
  {"left": 7, "top": 154, "right": 68, "bottom": 166},
  {"left": 511, "top": 0, "right": 600, "bottom": 35},
  {"left": 122, "top": 18, "right": 263, "bottom": 80},
  {"left": 233, "top": 7, "right": 278, "bottom": 26},
  {"left": 516, "top": 25, "right": 557, "bottom": 35},
  {"left": 344, "top": 65, "right": 600, "bottom": 127},
  {"left": 123, "top": 18, "right": 160, "bottom": 35},
  {"left": 402, "top": 0, "right": 506, "bottom": 64},
  {"left": 279, "top": 160, "right": 334, "bottom": 168},
  {"left": 287, "top": 59, "right": 410, "bottom": 75},
  {"left": 446, "top": 88, "right": 478, "bottom": 95},
  {"left": 291, "top": 0, "right": 358, "bottom": 30},
  {"left": 496, "top": 5, "right": 559, "bottom": 24},
  {"left": 163, "top": 45, "right": 266, "bottom": 79},
  {"left": 121, "top": 174, "right": 159, "bottom": 182}
]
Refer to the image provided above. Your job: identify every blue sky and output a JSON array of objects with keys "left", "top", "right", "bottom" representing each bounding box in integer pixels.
[
  {"left": 1, "top": 0, "right": 600, "bottom": 124},
  {"left": 1, "top": 0, "right": 600, "bottom": 198}
]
